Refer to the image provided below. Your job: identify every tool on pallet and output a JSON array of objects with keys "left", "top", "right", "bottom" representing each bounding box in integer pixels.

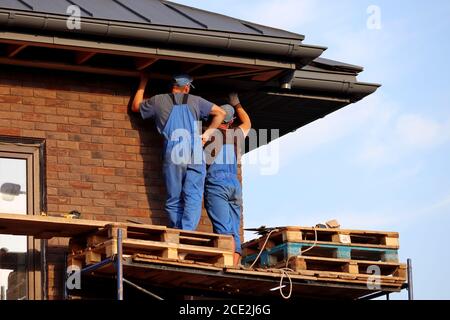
[{"left": 41, "top": 210, "right": 81, "bottom": 219}]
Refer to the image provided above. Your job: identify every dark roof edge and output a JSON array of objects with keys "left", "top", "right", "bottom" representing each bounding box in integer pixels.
[
  {"left": 292, "top": 75, "right": 381, "bottom": 102},
  {"left": 0, "top": 9, "right": 325, "bottom": 64}
]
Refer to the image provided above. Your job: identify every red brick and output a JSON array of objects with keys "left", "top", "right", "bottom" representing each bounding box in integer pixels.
[
  {"left": 91, "top": 103, "right": 113, "bottom": 112},
  {"left": 10, "top": 87, "right": 34, "bottom": 96},
  {"left": 116, "top": 184, "right": 137, "bottom": 192},
  {"left": 115, "top": 168, "right": 138, "bottom": 177},
  {"left": 91, "top": 119, "right": 113, "bottom": 128},
  {"left": 34, "top": 89, "right": 57, "bottom": 99},
  {"left": 57, "top": 156, "right": 80, "bottom": 165},
  {"left": 103, "top": 112, "right": 127, "bottom": 121},
  {"left": 79, "top": 142, "right": 102, "bottom": 151},
  {"left": 113, "top": 136, "right": 138, "bottom": 145},
  {"left": 68, "top": 117, "right": 91, "bottom": 126},
  {"left": 81, "top": 126, "right": 103, "bottom": 135},
  {"left": 102, "top": 128, "right": 124, "bottom": 136},
  {"left": 81, "top": 206, "right": 105, "bottom": 215},
  {"left": 113, "top": 120, "right": 133, "bottom": 129},
  {"left": 57, "top": 172, "right": 81, "bottom": 180},
  {"left": 68, "top": 134, "right": 91, "bottom": 142},
  {"left": 0, "top": 127, "right": 20, "bottom": 135},
  {"left": 57, "top": 107, "right": 80, "bottom": 117},
  {"left": 68, "top": 150, "right": 91, "bottom": 158},
  {"left": 53, "top": 164, "right": 70, "bottom": 172},
  {"left": 69, "top": 165, "right": 92, "bottom": 175},
  {"left": 58, "top": 204, "right": 82, "bottom": 212},
  {"left": 0, "top": 87, "right": 10, "bottom": 94},
  {"left": 117, "top": 200, "right": 138, "bottom": 208},
  {"left": 69, "top": 181, "right": 93, "bottom": 190},
  {"left": 91, "top": 136, "right": 113, "bottom": 144},
  {"left": 23, "top": 96, "right": 45, "bottom": 105},
  {"left": 80, "top": 174, "right": 104, "bottom": 183},
  {"left": 48, "top": 196, "right": 69, "bottom": 205},
  {"left": 81, "top": 190, "right": 104, "bottom": 199},
  {"left": 93, "top": 199, "right": 116, "bottom": 207},
  {"left": 80, "top": 158, "right": 103, "bottom": 166},
  {"left": 57, "top": 124, "right": 81, "bottom": 133},
  {"left": 91, "top": 151, "right": 115, "bottom": 160},
  {"left": 11, "top": 104, "right": 33, "bottom": 113},
  {"left": 102, "top": 96, "right": 125, "bottom": 104},
  {"left": 104, "top": 207, "right": 127, "bottom": 216},
  {"left": 102, "top": 144, "right": 125, "bottom": 152},
  {"left": 11, "top": 120, "right": 35, "bottom": 130},
  {"left": 23, "top": 113, "right": 46, "bottom": 122},
  {"left": 104, "top": 176, "right": 127, "bottom": 184},
  {"left": 92, "top": 183, "right": 115, "bottom": 192},
  {"left": 79, "top": 110, "right": 102, "bottom": 119},
  {"left": 68, "top": 101, "right": 91, "bottom": 110},
  {"left": 46, "top": 132, "right": 69, "bottom": 140},
  {"left": 125, "top": 130, "right": 140, "bottom": 138},
  {"left": 127, "top": 208, "right": 149, "bottom": 218},
  {"left": 35, "top": 122, "right": 57, "bottom": 131},
  {"left": 79, "top": 94, "right": 102, "bottom": 103},
  {"left": 104, "top": 191, "right": 127, "bottom": 200},
  {"left": 0, "top": 111, "right": 21, "bottom": 120},
  {"left": 0, "top": 95, "right": 22, "bottom": 103},
  {"left": 103, "top": 159, "right": 125, "bottom": 168},
  {"left": 71, "top": 197, "right": 92, "bottom": 206},
  {"left": 113, "top": 105, "right": 128, "bottom": 113},
  {"left": 0, "top": 103, "right": 10, "bottom": 111},
  {"left": 21, "top": 130, "right": 46, "bottom": 138},
  {"left": 34, "top": 106, "right": 57, "bottom": 114},
  {"left": 58, "top": 188, "right": 81, "bottom": 197},
  {"left": 56, "top": 91, "right": 79, "bottom": 101},
  {"left": 56, "top": 140, "right": 79, "bottom": 150},
  {"left": 46, "top": 115, "right": 68, "bottom": 124},
  {"left": 44, "top": 99, "right": 69, "bottom": 107},
  {"left": 115, "top": 153, "right": 137, "bottom": 161},
  {"left": 92, "top": 167, "right": 115, "bottom": 176}
]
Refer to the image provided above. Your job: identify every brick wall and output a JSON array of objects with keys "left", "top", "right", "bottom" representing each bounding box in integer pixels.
[{"left": 0, "top": 65, "right": 237, "bottom": 299}]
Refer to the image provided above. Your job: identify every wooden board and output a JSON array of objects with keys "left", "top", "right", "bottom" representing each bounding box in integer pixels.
[{"left": 0, "top": 213, "right": 108, "bottom": 238}]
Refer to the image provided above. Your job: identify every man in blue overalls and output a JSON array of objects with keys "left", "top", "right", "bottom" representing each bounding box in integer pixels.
[
  {"left": 204, "top": 93, "right": 252, "bottom": 266},
  {"left": 132, "top": 73, "right": 226, "bottom": 231}
]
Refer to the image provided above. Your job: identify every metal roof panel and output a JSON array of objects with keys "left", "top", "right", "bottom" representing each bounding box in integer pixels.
[{"left": 0, "top": 0, "right": 304, "bottom": 39}]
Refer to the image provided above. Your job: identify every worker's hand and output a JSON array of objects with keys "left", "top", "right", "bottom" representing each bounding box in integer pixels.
[
  {"left": 228, "top": 93, "right": 240, "bottom": 107},
  {"left": 140, "top": 72, "right": 150, "bottom": 83},
  {"left": 201, "top": 133, "right": 210, "bottom": 146}
]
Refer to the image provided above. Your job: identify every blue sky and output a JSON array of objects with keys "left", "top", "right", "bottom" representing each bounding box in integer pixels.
[{"left": 174, "top": 0, "right": 450, "bottom": 299}]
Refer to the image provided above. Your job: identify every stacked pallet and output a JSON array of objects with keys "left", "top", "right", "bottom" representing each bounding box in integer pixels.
[
  {"left": 68, "top": 223, "right": 235, "bottom": 269},
  {"left": 241, "top": 227, "right": 406, "bottom": 287}
]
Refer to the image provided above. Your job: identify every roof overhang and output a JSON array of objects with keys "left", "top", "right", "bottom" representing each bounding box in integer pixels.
[{"left": 0, "top": 4, "right": 380, "bottom": 150}]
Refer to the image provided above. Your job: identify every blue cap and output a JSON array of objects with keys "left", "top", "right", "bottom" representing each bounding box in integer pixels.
[
  {"left": 220, "top": 104, "right": 235, "bottom": 123},
  {"left": 173, "top": 74, "right": 195, "bottom": 89}
]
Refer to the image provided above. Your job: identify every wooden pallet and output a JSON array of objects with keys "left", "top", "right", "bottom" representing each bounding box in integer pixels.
[
  {"left": 278, "top": 256, "right": 406, "bottom": 279},
  {"left": 242, "top": 227, "right": 399, "bottom": 257},
  {"left": 241, "top": 242, "right": 399, "bottom": 267},
  {"left": 68, "top": 223, "right": 235, "bottom": 268}
]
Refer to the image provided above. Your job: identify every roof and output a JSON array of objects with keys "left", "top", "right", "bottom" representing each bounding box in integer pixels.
[
  {"left": 0, "top": 0, "right": 381, "bottom": 146},
  {"left": 0, "top": 0, "right": 303, "bottom": 39}
]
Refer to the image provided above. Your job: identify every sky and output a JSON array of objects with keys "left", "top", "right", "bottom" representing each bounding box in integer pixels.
[{"left": 172, "top": 0, "right": 450, "bottom": 300}]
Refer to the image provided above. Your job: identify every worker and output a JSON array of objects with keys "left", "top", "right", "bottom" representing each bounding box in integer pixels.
[
  {"left": 132, "top": 73, "right": 226, "bottom": 231},
  {"left": 204, "top": 93, "right": 252, "bottom": 266}
]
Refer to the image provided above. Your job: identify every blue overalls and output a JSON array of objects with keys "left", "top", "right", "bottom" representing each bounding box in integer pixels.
[
  {"left": 204, "top": 132, "right": 243, "bottom": 254},
  {"left": 161, "top": 94, "right": 205, "bottom": 231}
]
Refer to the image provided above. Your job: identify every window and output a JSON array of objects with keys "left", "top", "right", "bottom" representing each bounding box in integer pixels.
[{"left": 0, "top": 139, "right": 44, "bottom": 300}]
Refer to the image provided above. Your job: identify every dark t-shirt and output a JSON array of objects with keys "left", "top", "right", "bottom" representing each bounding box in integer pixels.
[{"left": 140, "top": 93, "right": 213, "bottom": 134}]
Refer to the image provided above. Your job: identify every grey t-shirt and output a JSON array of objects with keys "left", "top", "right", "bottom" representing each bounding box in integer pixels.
[{"left": 140, "top": 93, "right": 214, "bottom": 134}]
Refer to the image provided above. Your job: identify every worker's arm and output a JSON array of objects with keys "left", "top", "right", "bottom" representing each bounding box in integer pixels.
[
  {"left": 229, "top": 93, "right": 252, "bottom": 137},
  {"left": 202, "top": 105, "right": 226, "bottom": 145},
  {"left": 131, "top": 72, "right": 150, "bottom": 113}
]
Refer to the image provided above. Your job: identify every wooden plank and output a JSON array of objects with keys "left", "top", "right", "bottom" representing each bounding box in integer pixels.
[
  {"left": 6, "top": 44, "right": 27, "bottom": 58},
  {"left": 135, "top": 57, "right": 158, "bottom": 70},
  {"left": 0, "top": 57, "right": 140, "bottom": 78},
  {"left": 75, "top": 51, "right": 96, "bottom": 65},
  {"left": 195, "top": 68, "right": 265, "bottom": 80},
  {"left": 252, "top": 69, "right": 284, "bottom": 81},
  {"left": 186, "top": 63, "right": 204, "bottom": 74},
  {"left": 0, "top": 213, "right": 107, "bottom": 238}
]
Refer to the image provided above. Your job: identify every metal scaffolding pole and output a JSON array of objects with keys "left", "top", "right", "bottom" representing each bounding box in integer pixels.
[
  {"left": 117, "top": 229, "right": 124, "bottom": 301},
  {"left": 407, "top": 258, "right": 414, "bottom": 300}
]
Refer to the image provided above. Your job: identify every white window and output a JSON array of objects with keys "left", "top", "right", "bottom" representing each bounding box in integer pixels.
[{"left": 0, "top": 140, "right": 43, "bottom": 300}]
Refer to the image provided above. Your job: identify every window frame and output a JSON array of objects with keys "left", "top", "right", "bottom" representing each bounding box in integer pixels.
[{"left": 0, "top": 138, "right": 45, "bottom": 300}]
